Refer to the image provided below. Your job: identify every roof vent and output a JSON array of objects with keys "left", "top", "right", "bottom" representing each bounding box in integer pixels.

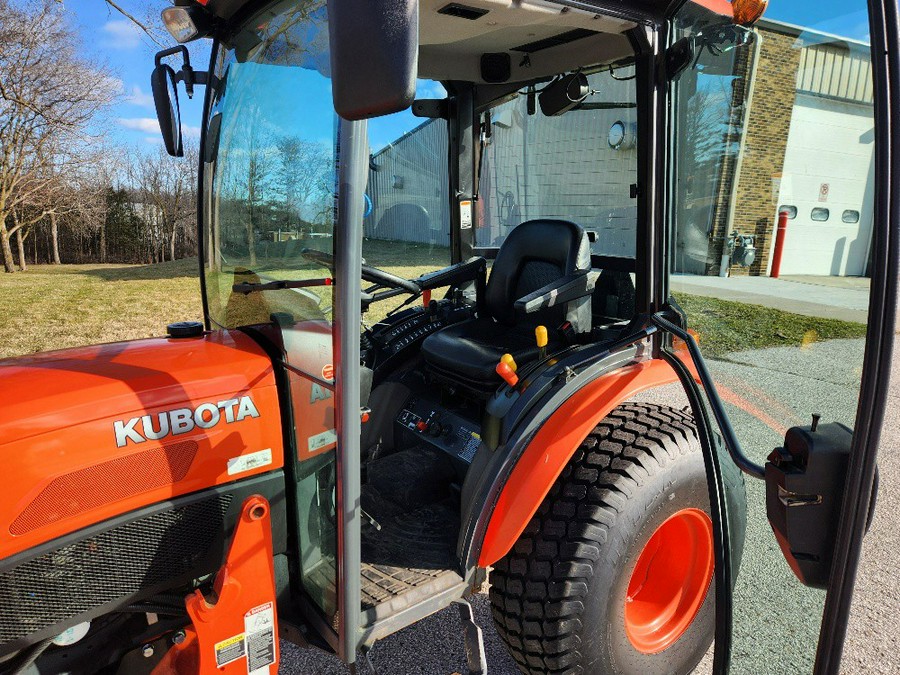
[
  {"left": 437, "top": 3, "right": 489, "bottom": 20},
  {"left": 513, "top": 28, "right": 599, "bottom": 53}
]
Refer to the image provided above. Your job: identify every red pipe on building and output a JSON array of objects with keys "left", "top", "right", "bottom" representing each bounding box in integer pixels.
[{"left": 770, "top": 210, "right": 789, "bottom": 278}]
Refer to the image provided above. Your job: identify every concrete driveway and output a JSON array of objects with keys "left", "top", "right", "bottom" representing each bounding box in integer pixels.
[
  {"left": 671, "top": 274, "right": 870, "bottom": 324},
  {"left": 281, "top": 333, "right": 897, "bottom": 674}
]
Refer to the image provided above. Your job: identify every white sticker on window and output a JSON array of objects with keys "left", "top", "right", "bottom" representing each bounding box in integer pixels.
[
  {"left": 227, "top": 449, "right": 273, "bottom": 476},
  {"left": 460, "top": 199, "right": 472, "bottom": 229},
  {"left": 308, "top": 428, "right": 337, "bottom": 453},
  {"left": 244, "top": 602, "right": 276, "bottom": 675}
]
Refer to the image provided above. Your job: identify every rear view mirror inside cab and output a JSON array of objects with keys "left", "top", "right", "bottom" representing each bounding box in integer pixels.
[{"left": 539, "top": 72, "right": 590, "bottom": 117}]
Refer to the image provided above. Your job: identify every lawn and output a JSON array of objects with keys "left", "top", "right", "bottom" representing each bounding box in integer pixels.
[
  {"left": 672, "top": 292, "right": 868, "bottom": 358},
  {"left": 0, "top": 249, "right": 868, "bottom": 360}
]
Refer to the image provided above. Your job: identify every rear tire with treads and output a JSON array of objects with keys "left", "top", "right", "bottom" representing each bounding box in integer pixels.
[{"left": 489, "top": 402, "right": 746, "bottom": 675}]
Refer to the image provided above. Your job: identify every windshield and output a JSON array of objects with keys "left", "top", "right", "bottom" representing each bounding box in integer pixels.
[{"left": 202, "top": 0, "right": 336, "bottom": 330}]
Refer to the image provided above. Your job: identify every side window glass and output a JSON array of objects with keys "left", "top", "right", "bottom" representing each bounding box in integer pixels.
[
  {"left": 669, "top": 2, "right": 873, "bottom": 671},
  {"left": 811, "top": 207, "right": 830, "bottom": 221},
  {"left": 363, "top": 80, "right": 450, "bottom": 324}
]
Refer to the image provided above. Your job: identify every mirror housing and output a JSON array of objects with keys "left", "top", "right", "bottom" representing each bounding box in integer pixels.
[
  {"left": 326, "top": 0, "right": 418, "bottom": 120},
  {"left": 151, "top": 62, "right": 183, "bottom": 157},
  {"left": 539, "top": 73, "right": 590, "bottom": 117}
]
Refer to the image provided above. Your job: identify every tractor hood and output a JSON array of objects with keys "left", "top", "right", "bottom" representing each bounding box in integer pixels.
[{"left": 0, "top": 330, "right": 284, "bottom": 558}]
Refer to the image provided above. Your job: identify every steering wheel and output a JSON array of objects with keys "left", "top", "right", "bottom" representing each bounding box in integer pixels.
[{"left": 301, "top": 248, "right": 420, "bottom": 294}]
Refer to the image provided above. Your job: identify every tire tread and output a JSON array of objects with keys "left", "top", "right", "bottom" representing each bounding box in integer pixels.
[{"left": 489, "top": 403, "right": 700, "bottom": 674}]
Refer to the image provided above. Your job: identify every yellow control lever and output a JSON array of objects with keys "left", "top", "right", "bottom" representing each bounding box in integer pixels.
[
  {"left": 501, "top": 353, "right": 517, "bottom": 372},
  {"left": 535, "top": 325, "right": 548, "bottom": 359}
]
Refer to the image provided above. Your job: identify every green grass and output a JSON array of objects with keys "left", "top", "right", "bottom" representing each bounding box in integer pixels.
[
  {"left": 0, "top": 251, "right": 867, "bottom": 360},
  {"left": 0, "top": 259, "right": 203, "bottom": 359},
  {"left": 673, "top": 292, "right": 868, "bottom": 358}
]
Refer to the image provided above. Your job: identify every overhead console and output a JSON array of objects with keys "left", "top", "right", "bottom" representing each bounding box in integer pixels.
[{"left": 417, "top": 0, "right": 637, "bottom": 82}]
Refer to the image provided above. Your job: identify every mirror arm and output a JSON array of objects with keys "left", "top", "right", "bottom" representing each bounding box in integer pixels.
[
  {"left": 175, "top": 67, "right": 208, "bottom": 99},
  {"left": 154, "top": 45, "right": 208, "bottom": 99}
]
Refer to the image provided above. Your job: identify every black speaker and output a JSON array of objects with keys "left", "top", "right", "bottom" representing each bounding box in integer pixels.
[{"left": 481, "top": 53, "right": 511, "bottom": 83}]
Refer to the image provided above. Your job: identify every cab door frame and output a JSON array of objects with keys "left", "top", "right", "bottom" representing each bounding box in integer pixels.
[{"left": 816, "top": 1, "right": 900, "bottom": 671}]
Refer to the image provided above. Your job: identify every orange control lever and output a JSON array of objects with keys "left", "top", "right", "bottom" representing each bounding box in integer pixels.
[{"left": 496, "top": 361, "right": 519, "bottom": 387}]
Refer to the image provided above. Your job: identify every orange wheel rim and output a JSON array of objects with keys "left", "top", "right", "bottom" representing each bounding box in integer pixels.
[{"left": 624, "top": 508, "right": 714, "bottom": 654}]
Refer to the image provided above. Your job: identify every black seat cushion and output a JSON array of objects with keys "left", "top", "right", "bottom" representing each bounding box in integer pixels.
[{"left": 422, "top": 317, "right": 551, "bottom": 389}]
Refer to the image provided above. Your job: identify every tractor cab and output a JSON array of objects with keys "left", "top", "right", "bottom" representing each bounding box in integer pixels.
[
  {"left": 149, "top": 0, "right": 893, "bottom": 671},
  {"left": 0, "top": 0, "right": 894, "bottom": 673}
]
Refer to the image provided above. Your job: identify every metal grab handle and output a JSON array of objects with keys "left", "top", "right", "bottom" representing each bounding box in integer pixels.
[{"left": 651, "top": 313, "right": 766, "bottom": 480}]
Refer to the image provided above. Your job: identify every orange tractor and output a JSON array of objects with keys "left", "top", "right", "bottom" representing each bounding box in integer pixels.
[{"left": 0, "top": 0, "right": 896, "bottom": 673}]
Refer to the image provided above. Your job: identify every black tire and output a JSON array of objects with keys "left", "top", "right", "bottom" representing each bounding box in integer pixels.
[{"left": 489, "top": 402, "right": 746, "bottom": 675}]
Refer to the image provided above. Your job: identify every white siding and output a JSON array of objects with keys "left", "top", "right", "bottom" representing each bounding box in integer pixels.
[{"left": 773, "top": 93, "right": 874, "bottom": 276}]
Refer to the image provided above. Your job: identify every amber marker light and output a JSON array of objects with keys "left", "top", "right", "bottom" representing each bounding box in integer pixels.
[{"left": 732, "top": 0, "right": 768, "bottom": 26}]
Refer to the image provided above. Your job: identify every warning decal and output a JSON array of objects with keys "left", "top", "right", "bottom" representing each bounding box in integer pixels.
[
  {"left": 214, "top": 633, "right": 246, "bottom": 667},
  {"left": 459, "top": 200, "right": 473, "bottom": 229},
  {"left": 244, "top": 602, "right": 276, "bottom": 675}
]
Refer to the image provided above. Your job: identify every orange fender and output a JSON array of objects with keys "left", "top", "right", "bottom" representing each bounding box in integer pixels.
[{"left": 478, "top": 359, "right": 680, "bottom": 567}]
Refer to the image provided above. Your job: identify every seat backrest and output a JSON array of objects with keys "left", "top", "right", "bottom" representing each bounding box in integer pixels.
[{"left": 485, "top": 219, "right": 590, "bottom": 326}]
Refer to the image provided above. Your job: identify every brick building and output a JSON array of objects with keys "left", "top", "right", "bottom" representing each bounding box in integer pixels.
[{"left": 702, "top": 19, "right": 875, "bottom": 277}]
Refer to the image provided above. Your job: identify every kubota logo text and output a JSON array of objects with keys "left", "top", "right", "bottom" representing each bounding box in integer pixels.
[{"left": 114, "top": 396, "right": 260, "bottom": 447}]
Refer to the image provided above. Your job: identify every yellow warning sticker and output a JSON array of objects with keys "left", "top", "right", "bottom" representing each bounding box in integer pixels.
[{"left": 215, "top": 633, "right": 246, "bottom": 667}]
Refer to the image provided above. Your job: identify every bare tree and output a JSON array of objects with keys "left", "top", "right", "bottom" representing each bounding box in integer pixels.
[
  {"left": 276, "top": 136, "right": 331, "bottom": 230},
  {"left": 0, "top": 0, "right": 115, "bottom": 272},
  {"left": 132, "top": 143, "right": 198, "bottom": 263}
]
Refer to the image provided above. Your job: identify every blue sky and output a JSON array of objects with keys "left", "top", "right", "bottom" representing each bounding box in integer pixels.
[
  {"left": 64, "top": 0, "right": 871, "bottom": 150},
  {"left": 67, "top": 0, "right": 207, "bottom": 147}
]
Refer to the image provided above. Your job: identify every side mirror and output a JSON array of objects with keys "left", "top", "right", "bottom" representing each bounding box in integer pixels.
[
  {"left": 151, "top": 62, "right": 183, "bottom": 157},
  {"left": 326, "top": 0, "right": 418, "bottom": 120}
]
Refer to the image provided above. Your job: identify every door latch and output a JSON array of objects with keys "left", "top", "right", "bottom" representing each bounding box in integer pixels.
[{"left": 766, "top": 415, "right": 852, "bottom": 589}]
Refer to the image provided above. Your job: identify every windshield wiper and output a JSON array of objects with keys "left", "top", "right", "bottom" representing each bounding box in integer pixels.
[{"left": 232, "top": 278, "right": 333, "bottom": 295}]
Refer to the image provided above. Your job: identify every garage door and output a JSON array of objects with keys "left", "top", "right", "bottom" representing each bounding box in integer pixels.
[{"left": 773, "top": 93, "right": 874, "bottom": 276}]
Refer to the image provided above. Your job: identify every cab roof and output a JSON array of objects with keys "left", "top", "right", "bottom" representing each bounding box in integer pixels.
[{"left": 185, "top": 0, "right": 732, "bottom": 82}]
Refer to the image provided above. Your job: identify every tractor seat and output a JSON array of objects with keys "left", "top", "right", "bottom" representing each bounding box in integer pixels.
[{"left": 421, "top": 219, "right": 592, "bottom": 392}]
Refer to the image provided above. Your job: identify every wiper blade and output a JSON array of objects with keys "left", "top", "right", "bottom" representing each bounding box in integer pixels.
[{"left": 232, "top": 277, "right": 333, "bottom": 295}]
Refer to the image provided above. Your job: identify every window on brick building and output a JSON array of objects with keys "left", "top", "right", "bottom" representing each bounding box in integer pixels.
[
  {"left": 779, "top": 205, "right": 798, "bottom": 219},
  {"left": 811, "top": 207, "right": 830, "bottom": 221}
]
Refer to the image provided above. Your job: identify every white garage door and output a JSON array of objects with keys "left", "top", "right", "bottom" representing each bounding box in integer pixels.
[{"left": 773, "top": 93, "right": 874, "bottom": 276}]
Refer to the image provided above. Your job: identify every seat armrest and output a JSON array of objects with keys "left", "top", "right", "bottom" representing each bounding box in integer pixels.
[
  {"left": 514, "top": 271, "right": 598, "bottom": 315},
  {"left": 416, "top": 257, "right": 487, "bottom": 290}
]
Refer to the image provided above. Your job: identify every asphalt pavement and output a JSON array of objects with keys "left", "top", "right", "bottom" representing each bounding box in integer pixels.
[{"left": 280, "top": 333, "right": 898, "bottom": 675}]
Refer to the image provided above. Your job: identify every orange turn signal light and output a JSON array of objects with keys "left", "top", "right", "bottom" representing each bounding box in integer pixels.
[
  {"left": 732, "top": 0, "right": 768, "bottom": 26},
  {"left": 496, "top": 362, "right": 519, "bottom": 387}
]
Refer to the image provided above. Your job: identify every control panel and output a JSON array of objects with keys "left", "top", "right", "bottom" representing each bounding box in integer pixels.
[
  {"left": 396, "top": 397, "right": 482, "bottom": 467},
  {"left": 366, "top": 300, "right": 473, "bottom": 369}
]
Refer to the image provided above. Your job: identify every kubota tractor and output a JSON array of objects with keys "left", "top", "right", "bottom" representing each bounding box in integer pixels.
[{"left": 0, "top": 0, "right": 896, "bottom": 673}]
